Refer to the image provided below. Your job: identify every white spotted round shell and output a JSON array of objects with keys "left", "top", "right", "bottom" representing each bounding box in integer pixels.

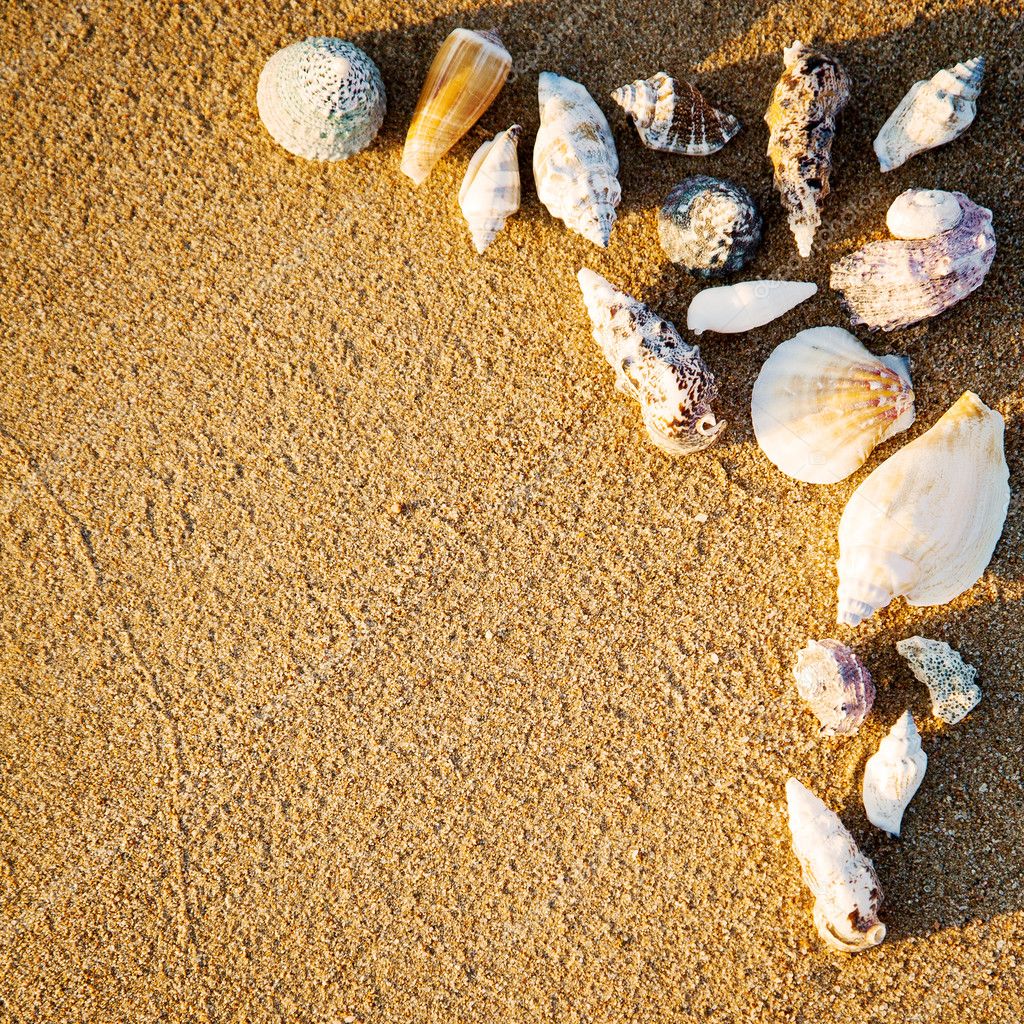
[
  {"left": 257, "top": 38, "right": 386, "bottom": 161},
  {"left": 895, "top": 637, "right": 982, "bottom": 725}
]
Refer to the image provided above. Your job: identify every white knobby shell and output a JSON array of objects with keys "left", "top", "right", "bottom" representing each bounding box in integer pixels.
[
  {"left": 687, "top": 281, "right": 816, "bottom": 335},
  {"left": 886, "top": 188, "right": 963, "bottom": 239},
  {"left": 896, "top": 636, "right": 982, "bottom": 724},
  {"left": 836, "top": 391, "right": 1010, "bottom": 627},
  {"left": 610, "top": 72, "right": 740, "bottom": 156},
  {"left": 458, "top": 124, "right": 522, "bottom": 254},
  {"left": 534, "top": 73, "right": 621, "bottom": 247},
  {"left": 786, "top": 778, "right": 886, "bottom": 953},
  {"left": 576, "top": 268, "right": 725, "bottom": 456},
  {"left": 256, "top": 37, "right": 386, "bottom": 161},
  {"left": 874, "top": 56, "right": 984, "bottom": 172},
  {"left": 862, "top": 711, "right": 927, "bottom": 836},
  {"left": 831, "top": 190, "right": 996, "bottom": 332},
  {"left": 752, "top": 327, "right": 916, "bottom": 485}
]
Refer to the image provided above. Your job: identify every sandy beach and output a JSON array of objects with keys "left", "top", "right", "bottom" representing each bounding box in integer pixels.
[{"left": 1, "top": 0, "right": 1022, "bottom": 1019}]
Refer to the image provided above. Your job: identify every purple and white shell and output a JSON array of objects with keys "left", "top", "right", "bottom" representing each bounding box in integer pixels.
[{"left": 793, "top": 639, "right": 875, "bottom": 736}]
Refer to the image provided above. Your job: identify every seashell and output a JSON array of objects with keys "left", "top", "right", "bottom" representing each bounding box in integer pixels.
[
  {"left": 576, "top": 268, "right": 725, "bottom": 456},
  {"left": 895, "top": 636, "right": 982, "bottom": 725},
  {"left": 830, "top": 189, "right": 995, "bottom": 332},
  {"left": 458, "top": 124, "right": 522, "bottom": 254},
  {"left": 610, "top": 72, "right": 740, "bottom": 156},
  {"left": 751, "top": 327, "right": 915, "bottom": 484},
  {"left": 836, "top": 391, "right": 1010, "bottom": 627},
  {"left": 793, "top": 639, "right": 875, "bottom": 736},
  {"left": 862, "top": 711, "right": 927, "bottom": 836},
  {"left": 874, "top": 56, "right": 984, "bottom": 172},
  {"left": 534, "top": 73, "right": 621, "bottom": 247},
  {"left": 401, "top": 29, "right": 512, "bottom": 186},
  {"left": 765, "top": 40, "right": 850, "bottom": 258},
  {"left": 658, "top": 176, "right": 762, "bottom": 278},
  {"left": 688, "top": 280, "right": 816, "bottom": 335},
  {"left": 256, "top": 38, "right": 386, "bottom": 161},
  {"left": 785, "top": 778, "right": 886, "bottom": 953}
]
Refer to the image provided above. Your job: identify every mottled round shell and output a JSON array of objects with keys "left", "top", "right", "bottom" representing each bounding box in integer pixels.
[
  {"left": 257, "top": 38, "right": 386, "bottom": 161},
  {"left": 658, "top": 176, "right": 762, "bottom": 278},
  {"left": 793, "top": 639, "right": 876, "bottom": 736},
  {"left": 895, "top": 636, "right": 981, "bottom": 724}
]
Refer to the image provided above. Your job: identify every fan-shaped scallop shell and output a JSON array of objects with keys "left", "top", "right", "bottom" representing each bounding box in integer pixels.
[
  {"left": 765, "top": 40, "right": 850, "bottom": 258},
  {"left": 576, "top": 268, "right": 725, "bottom": 456},
  {"left": 751, "top": 327, "right": 915, "bottom": 484},
  {"left": 658, "top": 176, "right": 762, "bottom": 278},
  {"left": 610, "top": 72, "right": 740, "bottom": 156},
  {"left": 837, "top": 392, "right": 1010, "bottom": 627},
  {"left": 862, "top": 711, "right": 927, "bottom": 837},
  {"left": 401, "top": 29, "right": 512, "bottom": 186},
  {"left": 256, "top": 38, "right": 386, "bottom": 160},
  {"left": 786, "top": 778, "right": 886, "bottom": 953},
  {"left": 896, "top": 637, "right": 981, "bottom": 725},
  {"left": 793, "top": 639, "right": 875, "bottom": 736},
  {"left": 534, "top": 73, "right": 621, "bottom": 247},
  {"left": 874, "top": 56, "right": 984, "bottom": 172},
  {"left": 830, "top": 189, "right": 995, "bottom": 332},
  {"left": 458, "top": 124, "right": 521, "bottom": 254}
]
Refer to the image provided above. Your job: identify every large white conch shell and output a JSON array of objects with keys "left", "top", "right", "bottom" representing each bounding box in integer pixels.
[
  {"left": 256, "top": 38, "right": 386, "bottom": 160},
  {"left": 830, "top": 189, "right": 996, "bottom": 332},
  {"left": 786, "top": 778, "right": 886, "bottom": 953},
  {"left": 534, "top": 73, "right": 621, "bottom": 247},
  {"left": 874, "top": 56, "right": 984, "bottom": 172},
  {"left": 576, "top": 269, "right": 725, "bottom": 456},
  {"left": 687, "top": 281, "right": 816, "bottom": 335},
  {"left": 458, "top": 124, "right": 521, "bottom": 253},
  {"left": 862, "top": 711, "right": 927, "bottom": 836},
  {"left": 752, "top": 327, "right": 915, "bottom": 484},
  {"left": 836, "top": 391, "right": 1010, "bottom": 627}
]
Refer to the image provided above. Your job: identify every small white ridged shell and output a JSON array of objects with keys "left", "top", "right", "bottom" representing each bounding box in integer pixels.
[
  {"left": 862, "top": 711, "right": 927, "bottom": 836},
  {"left": 610, "top": 72, "right": 740, "bottom": 156},
  {"left": 874, "top": 56, "right": 984, "bottom": 172},
  {"left": 786, "top": 778, "right": 886, "bottom": 953},
  {"left": 534, "top": 73, "right": 621, "bottom": 247},
  {"left": 836, "top": 392, "right": 1010, "bottom": 627},
  {"left": 458, "top": 125, "right": 522, "bottom": 254},
  {"left": 576, "top": 268, "right": 725, "bottom": 456},
  {"left": 687, "top": 280, "right": 816, "bottom": 335},
  {"left": 752, "top": 327, "right": 915, "bottom": 485},
  {"left": 896, "top": 637, "right": 982, "bottom": 724},
  {"left": 793, "top": 639, "right": 875, "bottom": 736},
  {"left": 831, "top": 190, "right": 996, "bottom": 332},
  {"left": 256, "top": 38, "right": 386, "bottom": 161}
]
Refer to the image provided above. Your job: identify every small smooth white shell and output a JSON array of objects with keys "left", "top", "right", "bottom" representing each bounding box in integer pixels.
[
  {"left": 458, "top": 124, "right": 522, "bottom": 254},
  {"left": 886, "top": 188, "right": 963, "bottom": 239},
  {"left": 687, "top": 281, "right": 816, "bottom": 335},
  {"left": 874, "top": 56, "right": 984, "bottom": 172},
  {"left": 534, "top": 73, "right": 621, "bottom": 247},
  {"left": 786, "top": 778, "right": 886, "bottom": 953},
  {"left": 837, "top": 392, "right": 1010, "bottom": 627},
  {"left": 862, "top": 711, "right": 927, "bottom": 836},
  {"left": 257, "top": 38, "right": 386, "bottom": 161},
  {"left": 896, "top": 636, "right": 982, "bottom": 724},
  {"left": 752, "top": 327, "right": 915, "bottom": 485}
]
